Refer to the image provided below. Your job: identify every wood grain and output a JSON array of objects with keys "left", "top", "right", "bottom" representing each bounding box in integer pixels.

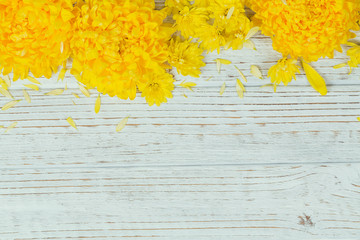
[
  {"left": 1, "top": 164, "right": 360, "bottom": 239},
  {"left": 1, "top": 1, "right": 360, "bottom": 239}
]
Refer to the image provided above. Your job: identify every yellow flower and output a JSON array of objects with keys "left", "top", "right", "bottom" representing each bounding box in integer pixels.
[
  {"left": 138, "top": 69, "right": 175, "bottom": 106},
  {"left": 172, "top": 6, "right": 209, "bottom": 39},
  {"left": 223, "top": 14, "right": 252, "bottom": 50},
  {"left": 169, "top": 0, "right": 251, "bottom": 54},
  {"left": 0, "top": 0, "right": 75, "bottom": 80},
  {"left": 197, "top": 19, "right": 227, "bottom": 53},
  {"left": 70, "top": 0, "right": 174, "bottom": 105},
  {"left": 249, "top": 0, "right": 360, "bottom": 62},
  {"left": 168, "top": 38, "right": 205, "bottom": 77},
  {"left": 268, "top": 58, "right": 300, "bottom": 86},
  {"left": 165, "top": 0, "right": 191, "bottom": 14},
  {"left": 248, "top": 0, "right": 360, "bottom": 95},
  {"left": 208, "top": 0, "right": 245, "bottom": 20},
  {"left": 347, "top": 42, "right": 360, "bottom": 71}
]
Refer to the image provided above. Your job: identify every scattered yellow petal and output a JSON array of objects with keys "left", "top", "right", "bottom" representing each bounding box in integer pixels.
[
  {"left": 244, "top": 40, "right": 256, "bottom": 50},
  {"left": 183, "top": 93, "right": 188, "bottom": 98},
  {"left": 260, "top": 83, "right": 276, "bottom": 88},
  {"left": 179, "top": 81, "right": 197, "bottom": 92},
  {"left": 357, "top": 117, "right": 360, "bottom": 122},
  {"left": 72, "top": 100, "right": 76, "bottom": 105},
  {"left": 27, "top": 76, "right": 41, "bottom": 85},
  {"left": 250, "top": 65, "right": 263, "bottom": 79},
  {"left": 24, "top": 84, "right": 39, "bottom": 91},
  {"left": 116, "top": 116, "right": 129, "bottom": 132},
  {"left": 72, "top": 93, "right": 80, "bottom": 98},
  {"left": 226, "top": 6, "right": 235, "bottom": 19},
  {"left": 236, "top": 79, "right": 246, "bottom": 98},
  {"left": 58, "top": 68, "right": 67, "bottom": 81},
  {"left": 220, "top": 82, "right": 226, "bottom": 95},
  {"left": 45, "top": 89, "right": 64, "bottom": 96},
  {"left": 0, "top": 125, "right": 3, "bottom": 129},
  {"left": 234, "top": 66, "right": 248, "bottom": 82},
  {"left": 79, "top": 84, "right": 90, "bottom": 97},
  {"left": 245, "top": 26, "right": 260, "bottom": 40},
  {"left": 23, "top": 89, "right": 31, "bottom": 103},
  {"left": 95, "top": 94, "right": 101, "bottom": 114},
  {"left": 0, "top": 77, "right": 9, "bottom": 90},
  {"left": 215, "top": 59, "right": 232, "bottom": 73},
  {"left": 66, "top": 117, "right": 77, "bottom": 129},
  {"left": 3, "top": 75, "right": 11, "bottom": 88},
  {"left": 333, "top": 63, "right": 347, "bottom": 69},
  {"left": 205, "top": 77, "right": 213, "bottom": 81},
  {"left": 0, "top": 87, "right": 14, "bottom": 99},
  {"left": 2, "top": 100, "right": 21, "bottom": 111},
  {"left": 5, "top": 122, "right": 17, "bottom": 133},
  {"left": 302, "top": 61, "right": 327, "bottom": 95}
]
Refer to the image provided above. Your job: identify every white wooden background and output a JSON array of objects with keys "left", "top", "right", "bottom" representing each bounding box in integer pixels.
[{"left": 1, "top": 2, "right": 360, "bottom": 239}]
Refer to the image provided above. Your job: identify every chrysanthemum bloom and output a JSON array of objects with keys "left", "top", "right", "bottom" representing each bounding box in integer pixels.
[
  {"left": 0, "top": 0, "right": 75, "bottom": 80},
  {"left": 168, "top": 37, "right": 206, "bottom": 78},
  {"left": 70, "top": 0, "right": 175, "bottom": 106},
  {"left": 166, "top": 0, "right": 255, "bottom": 54},
  {"left": 248, "top": 0, "right": 360, "bottom": 95}
]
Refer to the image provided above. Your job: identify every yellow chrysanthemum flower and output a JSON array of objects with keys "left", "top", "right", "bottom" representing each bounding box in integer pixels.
[
  {"left": 0, "top": 0, "right": 75, "bottom": 80},
  {"left": 268, "top": 58, "right": 300, "bottom": 86},
  {"left": 138, "top": 68, "right": 174, "bottom": 106},
  {"left": 168, "top": 0, "right": 252, "bottom": 54},
  {"left": 168, "top": 38, "right": 206, "bottom": 78},
  {"left": 248, "top": 0, "right": 360, "bottom": 95},
  {"left": 70, "top": 0, "right": 175, "bottom": 106},
  {"left": 172, "top": 6, "right": 209, "bottom": 39},
  {"left": 249, "top": 0, "right": 360, "bottom": 62}
]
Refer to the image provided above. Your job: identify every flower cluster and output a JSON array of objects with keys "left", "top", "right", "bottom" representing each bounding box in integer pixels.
[
  {"left": 0, "top": 0, "right": 75, "bottom": 80},
  {"left": 70, "top": 0, "right": 177, "bottom": 106},
  {"left": 165, "top": 0, "right": 255, "bottom": 54},
  {"left": 248, "top": 0, "right": 360, "bottom": 94}
]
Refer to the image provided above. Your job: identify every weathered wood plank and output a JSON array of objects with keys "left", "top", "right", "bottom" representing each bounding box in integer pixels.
[{"left": 1, "top": 164, "right": 360, "bottom": 239}]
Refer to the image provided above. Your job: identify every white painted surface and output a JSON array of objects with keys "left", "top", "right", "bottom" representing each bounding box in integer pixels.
[{"left": 1, "top": 2, "right": 360, "bottom": 239}]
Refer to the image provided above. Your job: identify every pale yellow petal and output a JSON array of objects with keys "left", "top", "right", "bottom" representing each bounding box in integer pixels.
[
  {"left": 3, "top": 75, "right": 11, "bottom": 88},
  {"left": 5, "top": 122, "right": 18, "bottom": 133},
  {"left": 95, "top": 94, "right": 101, "bottom": 114},
  {"left": 302, "top": 61, "right": 327, "bottom": 95},
  {"left": 67, "top": 117, "right": 77, "bottom": 129},
  {"left": 79, "top": 84, "right": 90, "bottom": 97},
  {"left": 236, "top": 79, "right": 245, "bottom": 98},
  {"left": 72, "top": 93, "right": 80, "bottom": 98},
  {"left": 245, "top": 27, "right": 260, "bottom": 40},
  {"left": 23, "top": 89, "right": 31, "bottom": 103},
  {"left": 45, "top": 89, "right": 64, "bottom": 96},
  {"left": 27, "top": 76, "right": 41, "bottom": 85},
  {"left": 116, "top": 116, "right": 129, "bottom": 132},
  {"left": 24, "top": 84, "right": 39, "bottom": 91},
  {"left": 0, "top": 77, "right": 8, "bottom": 90},
  {"left": 226, "top": 6, "right": 235, "bottom": 19},
  {"left": 220, "top": 82, "right": 226, "bottom": 95},
  {"left": 234, "top": 66, "right": 248, "bottom": 82},
  {"left": 250, "top": 65, "right": 263, "bottom": 79},
  {"left": 0, "top": 87, "right": 14, "bottom": 99},
  {"left": 333, "top": 63, "right": 347, "bottom": 69},
  {"left": 244, "top": 40, "right": 256, "bottom": 50},
  {"left": 2, "top": 100, "right": 21, "bottom": 111}
]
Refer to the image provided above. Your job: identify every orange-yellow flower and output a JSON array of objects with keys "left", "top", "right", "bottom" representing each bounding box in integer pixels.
[
  {"left": 0, "top": 0, "right": 75, "bottom": 80},
  {"left": 249, "top": 0, "right": 360, "bottom": 62},
  {"left": 70, "top": 0, "right": 175, "bottom": 106},
  {"left": 248, "top": 0, "right": 360, "bottom": 95}
]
